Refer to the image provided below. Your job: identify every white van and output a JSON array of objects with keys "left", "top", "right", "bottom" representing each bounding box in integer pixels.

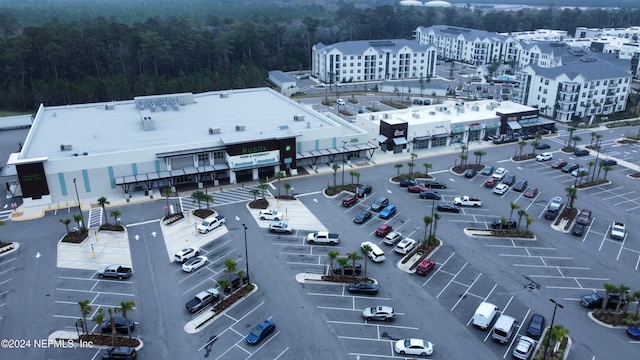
[
  {"left": 491, "top": 314, "right": 517, "bottom": 344},
  {"left": 197, "top": 215, "right": 226, "bottom": 234},
  {"left": 361, "top": 241, "right": 385, "bottom": 263},
  {"left": 472, "top": 302, "right": 498, "bottom": 330}
]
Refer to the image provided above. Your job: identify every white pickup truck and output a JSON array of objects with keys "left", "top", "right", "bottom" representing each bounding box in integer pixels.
[
  {"left": 306, "top": 231, "right": 340, "bottom": 245},
  {"left": 453, "top": 195, "right": 482, "bottom": 207},
  {"left": 611, "top": 221, "right": 626, "bottom": 240}
]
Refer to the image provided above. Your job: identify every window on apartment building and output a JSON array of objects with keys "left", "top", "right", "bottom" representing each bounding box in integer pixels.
[
  {"left": 539, "top": 87, "right": 542, "bottom": 91},
  {"left": 624, "top": 78, "right": 628, "bottom": 83},
  {"left": 540, "top": 78, "right": 543, "bottom": 83},
  {"left": 350, "top": 56, "right": 354, "bottom": 60},
  {"left": 596, "top": 81, "right": 600, "bottom": 86},
  {"left": 544, "top": 80, "right": 549, "bottom": 85},
  {"left": 357, "top": 63, "right": 361, "bottom": 67},
  {"left": 603, "top": 80, "right": 607, "bottom": 85},
  {"left": 343, "top": 56, "right": 347, "bottom": 60},
  {"left": 197, "top": 153, "right": 209, "bottom": 165},
  {"left": 393, "top": 54, "right": 396, "bottom": 58},
  {"left": 542, "top": 98, "right": 547, "bottom": 103},
  {"left": 602, "top": 90, "right": 605, "bottom": 94},
  {"left": 358, "top": 55, "right": 361, "bottom": 59},
  {"left": 543, "top": 89, "right": 548, "bottom": 94},
  {"left": 213, "top": 151, "right": 225, "bottom": 160}
]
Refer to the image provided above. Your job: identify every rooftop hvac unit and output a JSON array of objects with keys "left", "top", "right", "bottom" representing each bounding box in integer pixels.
[
  {"left": 105, "top": 104, "right": 115, "bottom": 110},
  {"left": 60, "top": 144, "right": 73, "bottom": 151},
  {"left": 412, "top": 113, "right": 420, "bottom": 118},
  {"left": 220, "top": 93, "right": 229, "bottom": 98},
  {"left": 369, "top": 115, "right": 376, "bottom": 120},
  {"left": 471, "top": 105, "right": 480, "bottom": 111},
  {"left": 486, "top": 105, "right": 494, "bottom": 110},
  {"left": 293, "top": 115, "right": 305, "bottom": 121},
  {"left": 278, "top": 125, "right": 289, "bottom": 130},
  {"left": 383, "top": 113, "right": 389, "bottom": 119},
  {"left": 235, "top": 124, "right": 246, "bottom": 131},
  {"left": 208, "top": 127, "right": 221, "bottom": 134},
  {"left": 446, "top": 110, "right": 452, "bottom": 115},
  {"left": 429, "top": 111, "right": 436, "bottom": 115},
  {"left": 141, "top": 116, "right": 154, "bottom": 130},
  {"left": 435, "top": 106, "right": 443, "bottom": 111}
]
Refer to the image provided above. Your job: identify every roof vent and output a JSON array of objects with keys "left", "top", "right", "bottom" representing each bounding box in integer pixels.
[
  {"left": 412, "top": 113, "right": 420, "bottom": 119},
  {"left": 429, "top": 111, "right": 436, "bottom": 115},
  {"left": 60, "top": 144, "right": 73, "bottom": 151},
  {"left": 293, "top": 115, "right": 305, "bottom": 121},
  {"left": 306, "top": 121, "right": 311, "bottom": 129},
  {"left": 105, "top": 104, "right": 115, "bottom": 110},
  {"left": 141, "top": 116, "right": 154, "bottom": 130},
  {"left": 369, "top": 115, "right": 376, "bottom": 120},
  {"left": 278, "top": 125, "right": 289, "bottom": 130},
  {"left": 383, "top": 113, "right": 389, "bottom": 119},
  {"left": 472, "top": 105, "right": 480, "bottom": 111},
  {"left": 220, "top": 93, "right": 229, "bottom": 98},
  {"left": 208, "top": 127, "right": 221, "bottom": 134},
  {"left": 235, "top": 125, "right": 246, "bottom": 131}
]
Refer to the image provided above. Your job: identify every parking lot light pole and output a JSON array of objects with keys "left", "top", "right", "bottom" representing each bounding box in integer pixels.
[
  {"left": 73, "top": 178, "right": 81, "bottom": 212},
  {"left": 242, "top": 224, "right": 250, "bottom": 285},
  {"left": 543, "top": 298, "right": 564, "bottom": 360},
  {"left": 341, "top": 141, "right": 347, "bottom": 189}
]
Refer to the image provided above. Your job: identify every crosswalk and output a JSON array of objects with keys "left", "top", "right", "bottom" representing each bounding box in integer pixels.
[
  {"left": 87, "top": 207, "right": 103, "bottom": 229},
  {"left": 0, "top": 209, "right": 12, "bottom": 222},
  {"left": 179, "top": 185, "right": 272, "bottom": 213}
]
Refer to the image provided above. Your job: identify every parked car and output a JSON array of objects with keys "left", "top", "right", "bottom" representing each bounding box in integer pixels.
[
  {"left": 375, "top": 224, "right": 393, "bottom": 237},
  {"left": 571, "top": 223, "right": 586, "bottom": 236},
  {"left": 370, "top": 196, "right": 389, "bottom": 212},
  {"left": 526, "top": 313, "right": 545, "bottom": 340},
  {"left": 424, "top": 180, "right": 447, "bottom": 189},
  {"left": 399, "top": 179, "right": 418, "bottom": 187},
  {"left": 465, "top": 168, "right": 477, "bottom": 178},
  {"left": 353, "top": 209, "right": 372, "bottom": 224},
  {"left": 394, "top": 238, "right": 416, "bottom": 255},
  {"left": 268, "top": 222, "right": 294, "bottom": 234},
  {"left": 627, "top": 325, "right": 640, "bottom": 340},
  {"left": 415, "top": 259, "right": 436, "bottom": 275},
  {"left": 333, "top": 263, "right": 362, "bottom": 276},
  {"left": 502, "top": 174, "right": 516, "bottom": 186},
  {"left": 258, "top": 209, "right": 283, "bottom": 221},
  {"left": 484, "top": 177, "right": 498, "bottom": 188},
  {"left": 561, "top": 163, "right": 579, "bottom": 173},
  {"left": 408, "top": 184, "right": 429, "bottom": 193},
  {"left": 544, "top": 208, "right": 559, "bottom": 220},
  {"left": 549, "top": 196, "right": 563, "bottom": 211},
  {"left": 536, "top": 143, "right": 551, "bottom": 150},
  {"left": 491, "top": 167, "right": 507, "bottom": 180},
  {"left": 101, "top": 316, "right": 135, "bottom": 335},
  {"left": 246, "top": 319, "right": 276, "bottom": 345},
  {"left": 336, "top": 98, "right": 346, "bottom": 106},
  {"left": 356, "top": 184, "right": 373, "bottom": 197},
  {"left": 174, "top": 247, "right": 200, "bottom": 263},
  {"left": 419, "top": 190, "right": 441, "bottom": 200},
  {"left": 551, "top": 159, "right": 567, "bottom": 169},
  {"left": 182, "top": 255, "right": 208, "bottom": 273},
  {"left": 512, "top": 179, "right": 528, "bottom": 192},
  {"left": 379, "top": 205, "right": 397, "bottom": 219},
  {"left": 481, "top": 165, "right": 495, "bottom": 176},
  {"left": 197, "top": 214, "right": 225, "bottom": 234},
  {"left": 383, "top": 231, "right": 403, "bottom": 245},
  {"left": 362, "top": 305, "right": 395, "bottom": 321},
  {"left": 342, "top": 195, "right": 358, "bottom": 207},
  {"left": 347, "top": 281, "right": 379, "bottom": 295},
  {"left": 101, "top": 346, "right": 137, "bottom": 360},
  {"left": 512, "top": 336, "right": 535, "bottom": 360},
  {"left": 394, "top": 338, "right": 434, "bottom": 356},
  {"left": 576, "top": 209, "right": 592, "bottom": 225},
  {"left": 536, "top": 152, "right": 553, "bottom": 161},
  {"left": 491, "top": 219, "right": 516, "bottom": 229},
  {"left": 571, "top": 167, "right": 587, "bottom": 177},
  {"left": 601, "top": 158, "right": 617, "bottom": 166},
  {"left": 523, "top": 187, "right": 538, "bottom": 198},
  {"left": 574, "top": 148, "right": 590, "bottom": 156},
  {"left": 581, "top": 291, "right": 627, "bottom": 309},
  {"left": 436, "top": 202, "right": 460, "bottom": 213},
  {"left": 493, "top": 183, "right": 509, "bottom": 195}
]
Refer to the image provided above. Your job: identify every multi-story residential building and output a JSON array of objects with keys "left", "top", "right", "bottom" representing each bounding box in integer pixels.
[
  {"left": 516, "top": 50, "right": 632, "bottom": 123},
  {"left": 413, "top": 25, "right": 520, "bottom": 65},
  {"left": 575, "top": 26, "right": 640, "bottom": 40},
  {"left": 311, "top": 39, "right": 437, "bottom": 84}
]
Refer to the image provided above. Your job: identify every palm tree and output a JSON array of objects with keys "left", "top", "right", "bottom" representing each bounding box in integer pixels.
[
  {"left": 60, "top": 218, "right": 72, "bottom": 234},
  {"left": 224, "top": 259, "right": 238, "bottom": 293},
  {"left": 349, "top": 170, "right": 357, "bottom": 185},
  {"left": 530, "top": 140, "right": 539, "bottom": 156},
  {"left": 571, "top": 135, "right": 582, "bottom": 150},
  {"left": 509, "top": 201, "right": 520, "bottom": 222},
  {"left": 589, "top": 131, "right": 597, "bottom": 148},
  {"left": 566, "top": 126, "right": 576, "bottom": 148},
  {"left": 516, "top": 209, "right": 527, "bottom": 230},
  {"left": 91, "top": 307, "right": 106, "bottom": 336},
  {"left": 163, "top": 187, "right": 172, "bottom": 216},
  {"left": 631, "top": 290, "right": 640, "bottom": 318},
  {"left": 614, "top": 284, "right": 630, "bottom": 314},
  {"left": 422, "top": 162, "right": 432, "bottom": 178},
  {"left": 394, "top": 163, "right": 403, "bottom": 178},
  {"left": 336, "top": 257, "right": 349, "bottom": 276},
  {"left": 215, "top": 279, "right": 229, "bottom": 310},
  {"left": 575, "top": 169, "right": 588, "bottom": 186},
  {"left": 431, "top": 212, "right": 441, "bottom": 244},
  {"left": 359, "top": 245, "right": 371, "bottom": 279},
  {"left": 408, "top": 153, "right": 418, "bottom": 175},
  {"left": 331, "top": 164, "right": 340, "bottom": 189},
  {"left": 73, "top": 213, "right": 85, "bottom": 232},
  {"left": 347, "top": 251, "right": 363, "bottom": 280},
  {"left": 459, "top": 144, "right": 467, "bottom": 167},
  {"left": 517, "top": 139, "right": 526, "bottom": 159},
  {"left": 327, "top": 250, "right": 339, "bottom": 275},
  {"left": 115, "top": 300, "right": 135, "bottom": 339},
  {"left": 249, "top": 188, "right": 260, "bottom": 201},
  {"left": 473, "top": 150, "right": 486, "bottom": 165},
  {"left": 203, "top": 193, "right": 214, "bottom": 208},
  {"left": 284, "top": 183, "right": 291, "bottom": 196},
  {"left": 78, "top": 299, "right": 92, "bottom": 334},
  {"left": 525, "top": 215, "right": 535, "bottom": 233},
  {"left": 97, "top": 196, "right": 110, "bottom": 225},
  {"left": 565, "top": 186, "right": 577, "bottom": 209},
  {"left": 354, "top": 171, "right": 361, "bottom": 185},
  {"left": 601, "top": 283, "right": 619, "bottom": 313},
  {"left": 237, "top": 269, "right": 246, "bottom": 288},
  {"left": 108, "top": 308, "right": 117, "bottom": 346},
  {"left": 587, "top": 160, "right": 595, "bottom": 183},
  {"left": 602, "top": 165, "right": 612, "bottom": 182},
  {"left": 423, "top": 215, "right": 433, "bottom": 241},
  {"left": 275, "top": 171, "right": 285, "bottom": 198},
  {"left": 110, "top": 210, "right": 121, "bottom": 225},
  {"left": 258, "top": 183, "right": 268, "bottom": 199},
  {"left": 191, "top": 190, "right": 205, "bottom": 209}
]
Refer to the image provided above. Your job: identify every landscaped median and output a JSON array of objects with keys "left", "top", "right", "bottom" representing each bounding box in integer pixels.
[
  {"left": 184, "top": 284, "right": 259, "bottom": 334},
  {"left": 463, "top": 228, "right": 537, "bottom": 240}
]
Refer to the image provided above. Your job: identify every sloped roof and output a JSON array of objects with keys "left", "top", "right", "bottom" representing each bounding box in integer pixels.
[
  {"left": 314, "top": 39, "right": 433, "bottom": 55},
  {"left": 416, "top": 25, "right": 506, "bottom": 43}
]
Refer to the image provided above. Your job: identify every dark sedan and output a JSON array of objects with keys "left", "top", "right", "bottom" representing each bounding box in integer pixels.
[
  {"left": 465, "top": 168, "right": 477, "bottom": 178},
  {"left": 601, "top": 158, "right": 617, "bottom": 166},
  {"left": 580, "top": 291, "right": 627, "bottom": 310},
  {"left": 571, "top": 223, "right": 585, "bottom": 236},
  {"left": 399, "top": 179, "right": 418, "bottom": 187},
  {"left": 353, "top": 209, "right": 372, "bottom": 224},
  {"left": 544, "top": 208, "right": 559, "bottom": 220},
  {"left": 347, "top": 281, "right": 379, "bottom": 295},
  {"left": 536, "top": 143, "right": 551, "bottom": 150},
  {"left": 561, "top": 163, "right": 579, "bottom": 173},
  {"left": 502, "top": 174, "right": 516, "bottom": 186},
  {"left": 424, "top": 180, "right": 447, "bottom": 189},
  {"left": 246, "top": 319, "right": 276, "bottom": 345},
  {"left": 356, "top": 184, "right": 373, "bottom": 197},
  {"left": 491, "top": 219, "right": 516, "bottom": 229},
  {"left": 526, "top": 314, "right": 545, "bottom": 340},
  {"left": 419, "top": 190, "right": 441, "bottom": 200},
  {"left": 436, "top": 202, "right": 460, "bottom": 213},
  {"left": 574, "top": 148, "right": 590, "bottom": 156},
  {"left": 101, "top": 316, "right": 135, "bottom": 335}
]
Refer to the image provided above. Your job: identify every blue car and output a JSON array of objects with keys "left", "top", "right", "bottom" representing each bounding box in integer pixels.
[
  {"left": 379, "top": 205, "right": 397, "bottom": 219},
  {"left": 399, "top": 179, "right": 417, "bottom": 187},
  {"left": 246, "top": 319, "right": 276, "bottom": 345},
  {"left": 627, "top": 325, "right": 640, "bottom": 340}
]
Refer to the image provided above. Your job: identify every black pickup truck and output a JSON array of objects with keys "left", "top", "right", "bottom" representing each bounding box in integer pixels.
[{"left": 185, "top": 288, "right": 220, "bottom": 313}]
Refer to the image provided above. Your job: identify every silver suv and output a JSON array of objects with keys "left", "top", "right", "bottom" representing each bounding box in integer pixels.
[{"left": 371, "top": 196, "right": 389, "bottom": 212}]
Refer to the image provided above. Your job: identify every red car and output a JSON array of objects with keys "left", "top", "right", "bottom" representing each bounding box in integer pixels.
[
  {"left": 523, "top": 187, "right": 539, "bottom": 198},
  {"left": 551, "top": 159, "right": 567, "bottom": 169},
  {"left": 416, "top": 259, "right": 436, "bottom": 275},
  {"left": 484, "top": 177, "right": 497, "bottom": 188},
  {"left": 375, "top": 224, "right": 393, "bottom": 237},
  {"left": 407, "top": 184, "right": 429, "bottom": 193}
]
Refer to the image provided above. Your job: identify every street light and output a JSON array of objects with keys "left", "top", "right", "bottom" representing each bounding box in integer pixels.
[
  {"left": 73, "top": 178, "right": 81, "bottom": 212},
  {"left": 341, "top": 141, "right": 347, "bottom": 189},
  {"left": 242, "top": 224, "right": 250, "bottom": 285},
  {"left": 543, "top": 298, "right": 564, "bottom": 360}
]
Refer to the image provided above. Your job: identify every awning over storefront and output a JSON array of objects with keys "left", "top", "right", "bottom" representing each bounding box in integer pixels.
[
  {"left": 393, "top": 137, "right": 408, "bottom": 145},
  {"left": 470, "top": 125, "right": 482, "bottom": 131},
  {"left": 432, "top": 127, "right": 449, "bottom": 136},
  {"left": 115, "top": 165, "right": 219, "bottom": 185},
  {"left": 296, "top": 142, "right": 378, "bottom": 160},
  {"left": 376, "top": 135, "right": 388, "bottom": 143},
  {"left": 413, "top": 135, "right": 431, "bottom": 141},
  {"left": 486, "top": 123, "right": 500, "bottom": 129},
  {"left": 507, "top": 121, "right": 522, "bottom": 130},
  {"left": 451, "top": 125, "right": 466, "bottom": 134}
]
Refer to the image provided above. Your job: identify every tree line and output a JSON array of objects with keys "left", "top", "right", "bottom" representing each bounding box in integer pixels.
[{"left": 1, "top": 4, "right": 640, "bottom": 112}]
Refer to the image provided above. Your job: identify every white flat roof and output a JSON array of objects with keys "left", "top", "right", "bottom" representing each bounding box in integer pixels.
[{"left": 21, "top": 88, "right": 344, "bottom": 160}]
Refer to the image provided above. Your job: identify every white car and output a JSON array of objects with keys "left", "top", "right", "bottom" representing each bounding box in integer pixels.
[
  {"left": 394, "top": 338, "right": 434, "bottom": 356},
  {"left": 491, "top": 167, "right": 507, "bottom": 180},
  {"left": 269, "top": 222, "right": 294, "bottom": 234},
  {"left": 362, "top": 305, "right": 395, "bottom": 321},
  {"left": 493, "top": 183, "right": 509, "bottom": 195},
  {"left": 258, "top": 209, "right": 283, "bottom": 221},
  {"left": 512, "top": 336, "right": 536, "bottom": 360},
  {"left": 182, "top": 255, "right": 208, "bottom": 273},
  {"left": 174, "top": 247, "right": 200, "bottom": 263},
  {"left": 571, "top": 167, "right": 587, "bottom": 177},
  {"left": 536, "top": 152, "right": 553, "bottom": 161},
  {"left": 336, "top": 98, "right": 346, "bottom": 106},
  {"left": 383, "top": 231, "right": 403, "bottom": 245},
  {"left": 394, "top": 238, "right": 416, "bottom": 255}
]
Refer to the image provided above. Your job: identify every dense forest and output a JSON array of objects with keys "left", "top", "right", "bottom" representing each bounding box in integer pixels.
[{"left": 1, "top": 1, "right": 640, "bottom": 112}]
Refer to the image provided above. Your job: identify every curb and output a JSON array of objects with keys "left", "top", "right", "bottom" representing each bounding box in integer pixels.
[{"left": 184, "top": 284, "right": 259, "bottom": 334}]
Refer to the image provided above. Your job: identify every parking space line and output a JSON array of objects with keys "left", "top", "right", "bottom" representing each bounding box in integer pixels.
[
  {"left": 54, "top": 287, "right": 135, "bottom": 297},
  {"left": 527, "top": 274, "right": 609, "bottom": 281},
  {"left": 307, "top": 292, "right": 393, "bottom": 301},
  {"left": 0, "top": 266, "right": 16, "bottom": 276},
  {"left": 503, "top": 309, "right": 530, "bottom": 359},
  {"left": 450, "top": 272, "right": 482, "bottom": 311},
  {"left": 598, "top": 226, "right": 612, "bottom": 251},
  {"left": 272, "top": 346, "right": 290, "bottom": 360},
  {"left": 436, "top": 261, "right": 468, "bottom": 298},
  {"left": 0, "top": 279, "right": 10, "bottom": 286},
  {"left": 423, "top": 251, "right": 456, "bottom": 286},
  {"left": 328, "top": 320, "right": 418, "bottom": 330},
  {"left": 513, "top": 264, "right": 590, "bottom": 270}
]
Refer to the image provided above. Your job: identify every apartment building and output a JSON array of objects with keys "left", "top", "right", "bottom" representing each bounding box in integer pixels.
[{"left": 311, "top": 39, "right": 437, "bottom": 84}]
